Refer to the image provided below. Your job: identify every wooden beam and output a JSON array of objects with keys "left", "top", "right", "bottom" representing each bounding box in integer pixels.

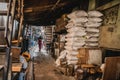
[
  {"left": 17, "top": 0, "right": 24, "bottom": 45},
  {"left": 24, "top": 2, "right": 70, "bottom": 13},
  {"left": 97, "top": 0, "right": 120, "bottom": 10}
]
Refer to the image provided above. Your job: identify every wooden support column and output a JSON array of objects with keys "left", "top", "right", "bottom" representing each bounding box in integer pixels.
[
  {"left": 17, "top": 0, "right": 24, "bottom": 45},
  {"left": 4, "top": 0, "right": 17, "bottom": 80},
  {"left": 88, "top": 0, "right": 96, "bottom": 10}
]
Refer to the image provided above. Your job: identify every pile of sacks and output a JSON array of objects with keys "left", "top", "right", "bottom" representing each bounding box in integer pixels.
[
  {"left": 55, "top": 10, "right": 103, "bottom": 66},
  {"left": 65, "top": 10, "right": 88, "bottom": 65},
  {"left": 85, "top": 11, "right": 103, "bottom": 47}
]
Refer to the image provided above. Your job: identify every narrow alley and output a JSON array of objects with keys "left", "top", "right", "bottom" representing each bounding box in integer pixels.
[{"left": 33, "top": 52, "right": 74, "bottom": 80}]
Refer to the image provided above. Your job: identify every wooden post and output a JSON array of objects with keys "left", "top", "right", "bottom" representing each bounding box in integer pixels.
[{"left": 17, "top": 0, "right": 24, "bottom": 45}]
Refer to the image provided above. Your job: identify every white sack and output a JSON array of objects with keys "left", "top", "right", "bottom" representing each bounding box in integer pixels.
[
  {"left": 65, "top": 22, "right": 74, "bottom": 28},
  {"left": 70, "top": 17, "right": 88, "bottom": 23},
  {"left": 59, "top": 50, "right": 68, "bottom": 58},
  {"left": 67, "top": 27, "right": 85, "bottom": 32},
  {"left": 65, "top": 41, "right": 85, "bottom": 47},
  {"left": 86, "top": 37, "right": 98, "bottom": 42},
  {"left": 85, "top": 22, "right": 102, "bottom": 27},
  {"left": 55, "top": 50, "right": 68, "bottom": 66},
  {"left": 75, "top": 10, "right": 88, "bottom": 17},
  {"left": 86, "top": 28, "right": 99, "bottom": 33},
  {"left": 67, "top": 10, "right": 88, "bottom": 18},
  {"left": 88, "top": 18, "right": 102, "bottom": 22},
  {"left": 86, "top": 33, "right": 99, "bottom": 38},
  {"left": 88, "top": 49, "right": 102, "bottom": 66},
  {"left": 65, "top": 46, "right": 82, "bottom": 50},
  {"left": 65, "top": 23, "right": 84, "bottom": 29},
  {"left": 65, "top": 37, "right": 86, "bottom": 42},
  {"left": 68, "top": 51, "right": 79, "bottom": 56},
  {"left": 88, "top": 11, "right": 103, "bottom": 17},
  {"left": 66, "top": 39, "right": 85, "bottom": 43},
  {"left": 55, "top": 58, "right": 61, "bottom": 67},
  {"left": 67, "top": 60, "right": 78, "bottom": 65},
  {"left": 66, "top": 32, "right": 86, "bottom": 37},
  {"left": 66, "top": 55, "right": 78, "bottom": 61}
]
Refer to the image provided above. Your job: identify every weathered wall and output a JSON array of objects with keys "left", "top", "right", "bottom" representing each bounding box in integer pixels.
[
  {"left": 89, "top": 0, "right": 120, "bottom": 50},
  {"left": 99, "top": 1, "right": 120, "bottom": 49}
]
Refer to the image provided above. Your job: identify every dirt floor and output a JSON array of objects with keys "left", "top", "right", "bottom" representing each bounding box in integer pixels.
[{"left": 33, "top": 52, "right": 75, "bottom": 80}]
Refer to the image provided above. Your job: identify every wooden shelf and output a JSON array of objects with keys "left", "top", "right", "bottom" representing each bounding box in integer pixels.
[
  {"left": 0, "top": 11, "right": 7, "bottom": 15},
  {"left": 0, "top": 26, "right": 5, "bottom": 31}
]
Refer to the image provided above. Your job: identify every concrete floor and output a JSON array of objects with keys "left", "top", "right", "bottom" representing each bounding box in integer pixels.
[{"left": 33, "top": 52, "right": 74, "bottom": 80}]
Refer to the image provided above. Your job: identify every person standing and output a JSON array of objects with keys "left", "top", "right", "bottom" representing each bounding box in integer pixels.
[{"left": 38, "top": 36, "right": 42, "bottom": 51}]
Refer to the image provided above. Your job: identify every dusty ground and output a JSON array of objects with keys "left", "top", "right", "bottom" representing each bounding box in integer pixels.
[{"left": 33, "top": 52, "right": 74, "bottom": 80}]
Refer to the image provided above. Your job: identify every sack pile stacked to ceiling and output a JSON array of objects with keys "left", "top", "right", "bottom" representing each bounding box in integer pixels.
[
  {"left": 55, "top": 10, "right": 103, "bottom": 66},
  {"left": 85, "top": 11, "right": 103, "bottom": 47},
  {"left": 65, "top": 10, "right": 88, "bottom": 65}
]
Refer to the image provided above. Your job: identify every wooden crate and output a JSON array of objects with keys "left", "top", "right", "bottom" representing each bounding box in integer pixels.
[
  {"left": 77, "top": 48, "right": 89, "bottom": 64},
  {"left": 77, "top": 48, "right": 102, "bottom": 65},
  {"left": 11, "top": 47, "right": 21, "bottom": 62}
]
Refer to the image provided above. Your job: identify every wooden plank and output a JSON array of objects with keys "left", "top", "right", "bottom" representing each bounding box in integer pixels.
[
  {"left": 103, "top": 57, "right": 120, "bottom": 80},
  {"left": 11, "top": 47, "right": 21, "bottom": 62},
  {"left": 0, "top": 11, "right": 7, "bottom": 15},
  {"left": 97, "top": 0, "right": 120, "bottom": 11},
  {"left": 77, "top": 48, "right": 89, "bottom": 64},
  {"left": 81, "top": 64, "right": 95, "bottom": 68}
]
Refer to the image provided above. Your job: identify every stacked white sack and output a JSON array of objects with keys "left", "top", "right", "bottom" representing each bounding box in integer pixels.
[
  {"left": 65, "top": 10, "right": 88, "bottom": 65},
  {"left": 85, "top": 11, "right": 103, "bottom": 47},
  {"left": 55, "top": 50, "right": 68, "bottom": 67}
]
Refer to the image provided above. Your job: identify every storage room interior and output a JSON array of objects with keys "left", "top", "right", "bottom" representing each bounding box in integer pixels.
[{"left": 0, "top": 0, "right": 120, "bottom": 80}]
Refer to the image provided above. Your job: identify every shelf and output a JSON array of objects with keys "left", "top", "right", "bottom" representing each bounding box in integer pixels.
[
  {"left": 0, "top": 26, "right": 5, "bottom": 31},
  {"left": 0, "top": 11, "right": 7, "bottom": 15}
]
